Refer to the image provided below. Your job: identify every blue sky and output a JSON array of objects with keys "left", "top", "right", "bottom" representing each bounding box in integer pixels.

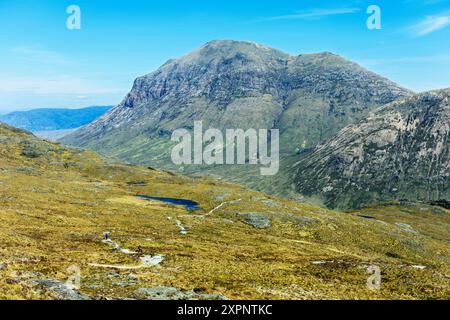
[{"left": 0, "top": 0, "right": 450, "bottom": 112}]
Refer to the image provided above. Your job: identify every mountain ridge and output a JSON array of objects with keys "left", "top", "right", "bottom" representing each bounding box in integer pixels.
[
  {"left": 62, "top": 41, "right": 411, "bottom": 194},
  {"left": 63, "top": 40, "right": 411, "bottom": 146},
  {"left": 0, "top": 106, "right": 112, "bottom": 133},
  {"left": 293, "top": 88, "right": 450, "bottom": 209}
]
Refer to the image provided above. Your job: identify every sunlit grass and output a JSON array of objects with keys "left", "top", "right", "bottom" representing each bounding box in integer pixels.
[{"left": 0, "top": 123, "right": 448, "bottom": 299}]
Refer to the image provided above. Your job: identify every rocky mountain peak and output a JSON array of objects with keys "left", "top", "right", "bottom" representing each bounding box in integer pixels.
[{"left": 62, "top": 41, "right": 412, "bottom": 194}]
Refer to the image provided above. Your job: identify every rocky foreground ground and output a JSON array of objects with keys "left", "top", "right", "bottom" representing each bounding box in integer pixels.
[{"left": 0, "top": 123, "right": 448, "bottom": 299}]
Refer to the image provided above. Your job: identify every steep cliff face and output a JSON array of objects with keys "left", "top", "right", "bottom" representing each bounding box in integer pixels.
[
  {"left": 63, "top": 41, "right": 290, "bottom": 147},
  {"left": 61, "top": 40, "right": 410, "bottom": 195},
  {"left": 294, "top": 89, "right": 450, "bottom": 209},
  {"left": 63, "top": 40, "right": 409, "bottom": 152}
]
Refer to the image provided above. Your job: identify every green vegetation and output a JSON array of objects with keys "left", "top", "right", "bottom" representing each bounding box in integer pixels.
[
  {"left": 0, "top": 122, "right": 448, "bottom": 300},
  {"left": 62, "top": 40, "right": 410, "bottom": 198},
  {"left": 294, "top": 89, "right": 450, "bottom": 209}
]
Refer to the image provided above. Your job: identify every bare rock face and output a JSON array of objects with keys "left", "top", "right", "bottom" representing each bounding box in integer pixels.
[
  {"left": 293, "top": 89, "right": 450, "bottom": 209},
  {"left": 238, "top": 212, "right": 271, "bottom": 229},
  {"left": 62, "top": 40, "right": 410, "bottom": 159},
  {"left": 60, "top": 40, "right": 414, "bottom": 199}
]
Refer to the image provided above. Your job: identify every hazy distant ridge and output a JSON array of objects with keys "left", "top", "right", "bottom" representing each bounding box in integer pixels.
[{"left": 0, "top": 106, "right": 112, "bottom": 133}]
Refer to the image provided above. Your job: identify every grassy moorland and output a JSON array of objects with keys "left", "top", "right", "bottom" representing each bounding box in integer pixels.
[{"left": 0, "top": 123, "right": 448, "bottom": 300}]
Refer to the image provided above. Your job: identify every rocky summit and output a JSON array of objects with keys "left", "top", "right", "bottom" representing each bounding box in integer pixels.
[
  {"left": 59, "top": 41, "right": 450, "bottom": 211},
  {"left": 293, "top": 89, "right": 450, "bottom": 209},
  {"left": 62, "top": 40, "right": 410, "bottom": 187}
]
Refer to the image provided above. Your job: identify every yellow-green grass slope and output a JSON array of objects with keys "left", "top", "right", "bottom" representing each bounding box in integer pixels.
[{"left": 0, "top": 123, "right": 448, "bottom": 299}]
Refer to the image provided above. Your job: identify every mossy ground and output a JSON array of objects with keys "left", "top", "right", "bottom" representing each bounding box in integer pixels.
[{"left": 0, "top": 124, "right": 448, "bottom": 300}]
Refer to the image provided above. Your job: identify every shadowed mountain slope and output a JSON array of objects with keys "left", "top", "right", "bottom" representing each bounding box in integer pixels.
[
  {"left": 293, "top": 89, "right": 450, "bottom": 209},
  {"left": 62, "top": 41, "right": 411, "bottom": 191}
]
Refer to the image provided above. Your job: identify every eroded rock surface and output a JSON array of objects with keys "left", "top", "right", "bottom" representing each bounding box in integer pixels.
[{"left": 294, "top": 89, "right": 450, "bottom": 209}]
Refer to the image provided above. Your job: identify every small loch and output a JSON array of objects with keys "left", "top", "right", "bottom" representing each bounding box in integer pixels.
[
  {"left": 136, "top": 195, "right": 201, "bottom": 211},
  {"left": 358, "top": 215, "right": 376, "bottom": 220}
]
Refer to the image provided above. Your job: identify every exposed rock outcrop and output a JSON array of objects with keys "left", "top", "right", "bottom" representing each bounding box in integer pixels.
[{"left": 293, "top": 89, "right": 450, "bottom": 209}]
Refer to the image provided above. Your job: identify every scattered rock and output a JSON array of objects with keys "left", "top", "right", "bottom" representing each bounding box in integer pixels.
[
  {"left": 238, "top": 213, "right": 271, "bottom": 229},
  {"left": 0, "top": 196, "right": 16, "bottom": 201},
  {"left": 214, "top": 193, "right": 230, "bottom": 201},
  {"left": 102, "top": 236, "right": 137, "bottom": 254},
  {"left": 126, "top": 181, "right": 147, "bottom": 186},
  {"left": 86, "top": 284, "right": 101, "bottom": 289},
  {"left": 140, "top": 255, "right": 165, "bottom": 267},
  {"left": 398, "top": 238, "right": 424, "bottom": 251},
  {"left": 311, "top": 260, "right": 334, "bottom": 265},
  {"left": 120, "top": 248, "right": 138, "bottom": 254},
  {"left": 102, "top": 238, "right": 120, "bottom": 251},
  {"left": 135, "top": 286, "right": 227, "bottom": 300},
  {"left": 395, "top": 223, "right": 419, "bottom": 234},
  {"left": 89, "top": 263, "right": 140, "bottom": 270},
  {"left": 107, "top": 273, "right": 121, "bottom": 279},
  {"left": 176, "top": 220, "right": 188, "bottom": 235},
  {"left": 279, "top": 214, "right": 320, "bottom": 228},
  {"left": 113, "top": 280, "right": 137, "bottom": 287},
  {"left": 411, "top": 265, "right": 427, "bottom": 270},
  {"left": 33, "top": 279, "right": 88, "bottom": 300},
  {"left": 252, "top": 197, "right": 281, "bottom": 207}
]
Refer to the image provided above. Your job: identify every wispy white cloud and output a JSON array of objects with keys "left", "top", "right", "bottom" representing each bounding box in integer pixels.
[
  {"left": 248, "top": 8, "right": 360, "bottom": 23},
  {"left": 10, "top": 47, "right": 75, "bottom": 65},
  {"left": 408, "top": 12, "right": 450, "bottom": 36}
]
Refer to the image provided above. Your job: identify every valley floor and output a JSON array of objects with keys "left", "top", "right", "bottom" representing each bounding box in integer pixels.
[{"left": 0, "top": 124, "right": 449, "bottom": 300}]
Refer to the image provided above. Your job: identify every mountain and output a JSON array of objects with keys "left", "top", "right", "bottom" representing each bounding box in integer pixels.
[
  {"left": 0, "top": 106, "right": 112, "bottom": 133},
  {"left": 1, "top": 120, "right": 449, "bottom": 299},
  {"left": 62, "top": 40, "right": 410, "bottom": 191},
  {"left": 293, "top": 89, "right": 450, "bottom": 209}
]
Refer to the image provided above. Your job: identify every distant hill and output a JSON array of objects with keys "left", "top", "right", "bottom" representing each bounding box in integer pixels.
[{"left": 0, "top": 106, "right": 112, "bottom": 133}]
